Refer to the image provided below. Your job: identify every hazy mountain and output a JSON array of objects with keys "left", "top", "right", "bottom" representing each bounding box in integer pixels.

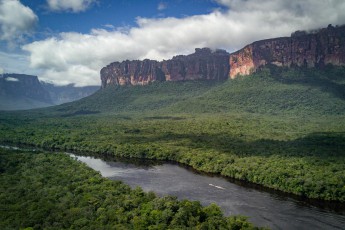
[
  {"left": 41, "top": 82, "right": 99, "bottom": 105},
  {"left": 0, "top": 74, "right": 53, "bottom": 110},
  {"left": 0, "top": 74, "right": 99, "bottom": 111}
]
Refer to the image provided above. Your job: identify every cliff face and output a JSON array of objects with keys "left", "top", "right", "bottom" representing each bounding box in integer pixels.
[
  {"left": 100, "top": 60, "right": 165, "bottom": 88},
  {"left": 230, "top": 25, "right": 345, "bottom": 78},
  {"left": 161, "top": 48, "right": 230, "bottom": 82},
  {"left": 101, "top": 25, "right": 345, "bottom": 87},
  {"left": 101, "top": 48, "right": 230, "bottom": 88}
]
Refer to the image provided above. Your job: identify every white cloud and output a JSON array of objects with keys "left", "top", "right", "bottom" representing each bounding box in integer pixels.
[
  {"left": 0, "top": 0, "right": 38, "bottom": 47},
  {"left": 39, "top": 65, "right": 99, "bottom": 86},
  {"left": 0, "top": 51, "right": 40, "bottom": 75},
  {"left": 47, "top": 0, "right": 97, "bottom": 13},
  {"left": 5, "top": 77, "right": 19, "bottom": 82},
  {"left": 158, "top": 2, "right": 167, "bottom": 11},
  {"left": 0, "top": 66, "right": 3, "bottom": 74},
  {"left": 23, "top": 0, "right": 345, "bottom": 86}
]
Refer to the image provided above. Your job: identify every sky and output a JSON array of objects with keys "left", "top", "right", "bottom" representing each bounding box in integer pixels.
[{"left": 0, "top": 0, "right": 345, "bottom": 86}]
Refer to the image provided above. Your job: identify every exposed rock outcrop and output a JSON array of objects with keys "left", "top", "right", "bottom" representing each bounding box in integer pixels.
[
  {"left": 230, "top": 25, "right": 345, "bottom": 78},
  {"left": 161, "top": 48, "right": 230, "bottom": 82},
  {"left": 100, "top": 60, "right": 165, "bottom": 88},
  {"left": 101, "top": 48, "right": 230, "bottom": 88}
]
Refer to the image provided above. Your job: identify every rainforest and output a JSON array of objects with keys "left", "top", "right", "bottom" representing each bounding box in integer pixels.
[{"left": 1, "top": 66, "right": 345, "bottom": 229}]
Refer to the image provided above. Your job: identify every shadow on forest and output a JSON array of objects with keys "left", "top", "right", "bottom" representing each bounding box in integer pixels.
[
  {"left": 124, "top": 131, "right": 345, "bottom": 158},
  {"left": 268, "top": 65, "right": 345, "bottom": 100},
  {"left": 60, "top": 110, "right": 100, "bottom": 117}
]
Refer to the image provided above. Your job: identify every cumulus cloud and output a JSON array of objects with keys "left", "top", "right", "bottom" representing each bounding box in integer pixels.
[
  {"left": 47, "top": 0, "right": 97, "bottom": 13},
  {"left": 0, "top": 0, "right": 38, "bottom": 47},
  {"left": 23, "top": 0, "right": 345, "bottom": 86}
]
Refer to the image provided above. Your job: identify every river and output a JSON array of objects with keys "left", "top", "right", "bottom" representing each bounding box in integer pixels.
[{"left": 71, "top": 154, "right": 345, "bottom": 230}]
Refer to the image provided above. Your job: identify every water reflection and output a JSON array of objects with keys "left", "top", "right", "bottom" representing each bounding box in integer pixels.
[{"left": 72, "top": 154, "right": 345, "bottom": 230}]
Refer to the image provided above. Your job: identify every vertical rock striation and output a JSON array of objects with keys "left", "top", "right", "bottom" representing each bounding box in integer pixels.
[
  {"left": 229, "top": 25, "right": 345, "bottom": 78},
  {"left": 100, "top": 48, "right": 230, "bottom": 88},
  {"left": 100, "top": 60, "right": 165, "bottom": 88},
  {"left": 161, "top": 48, "right": 230, "bottom": 82}
]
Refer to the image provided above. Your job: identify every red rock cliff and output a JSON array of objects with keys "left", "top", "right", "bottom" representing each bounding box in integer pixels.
[
  {"left": 161, "top": 48, "right": 230, "bottom": 81},
  {"left": 101, "top": 48, "right": 230, "bottom": 88},
  {"left": 230, "top": 25, "right": 345, "bottom": 78},
  {"left": 100, "top": 59, "right": 165, "bottom": 88}
]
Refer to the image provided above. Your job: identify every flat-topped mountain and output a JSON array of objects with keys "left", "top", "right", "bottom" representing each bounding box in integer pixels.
[
  {"left": 101, "top": 25, "right": 345, "bottom": 88},
  {"left": 0, "top": 74, "right": 53, "bottom": 110},
  {"left": 0, "top": 74, "right": 99, "bottom": 110},
  {"left": 100, "top": 48, "right": 230, "bottom": 88},
  {"left": 0, "top": 74, "right": 52, "bottom": 103}
]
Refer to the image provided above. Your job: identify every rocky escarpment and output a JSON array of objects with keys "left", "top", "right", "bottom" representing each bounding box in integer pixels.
[
  {"left": 101, "top": 48, "right": 230, "bottom": 88},
  {"left": 160, "top": 48, "right": 230, "bottom": 82},
  {"left": 101, "top": 25, "right": 345, "bottom": 87},
  {"left": 100, "top": 60, "right": 165, "bottom": 88},
  {"left": 230, "top": 24, "right": 345, "bottom": 78}
]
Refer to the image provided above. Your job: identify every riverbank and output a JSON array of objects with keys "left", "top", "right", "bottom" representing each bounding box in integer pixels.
[
  {"left": 2, "top": 141, "right": 345, "bottom": 211},
  {"left": 0, "top": 147, "right": 261, "bottom": 229},
  {"left": 73, "top": 153, "right": 345, "bottom": 229}
]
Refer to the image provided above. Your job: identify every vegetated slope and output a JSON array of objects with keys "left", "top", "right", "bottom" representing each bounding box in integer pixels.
[
  {"left": 0, "top": 148, "right": 259, "bottom": 229},
  {"left": 166, "top": 65, "right": 345, "bottom": 115},
  {"left": 54, "top": 65, "right": 345, "bottom": 116},
  {"left": 53, "top": 80, "right": 223, "bottom": 115},
  {"left": 0, "top": 96, "right": 53, "bottom": 111}
]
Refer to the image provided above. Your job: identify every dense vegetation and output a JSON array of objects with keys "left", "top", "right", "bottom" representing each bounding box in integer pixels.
[
  {"left": 1, "top": 66, "right": 345, "bottom": 203},
  {"left": 0, "top": 148, "right": 260, "bottom": 229}
]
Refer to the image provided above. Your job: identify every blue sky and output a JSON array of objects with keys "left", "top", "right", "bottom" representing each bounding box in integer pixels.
[
  {"left": 1, "top": 0, "right": 345, "bottom": 86},
  {"left": 20, "top": 0, "right": 223, "bottom": 35}
]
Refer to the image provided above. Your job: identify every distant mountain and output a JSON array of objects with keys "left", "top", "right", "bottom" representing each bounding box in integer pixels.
[
  {"left": 0, "top": 74, "right": 53, "bottom": 110},
  {"left": 0, "top": 74, "right": 99, "bottom": 111},
  {"left": 41, "top": 82, "right": 99, "bottom": 105}
]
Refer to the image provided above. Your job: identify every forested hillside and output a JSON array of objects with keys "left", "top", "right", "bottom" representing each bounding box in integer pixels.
[{"left": 1, "top": 66, "right": 345, "bottom": 201}]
